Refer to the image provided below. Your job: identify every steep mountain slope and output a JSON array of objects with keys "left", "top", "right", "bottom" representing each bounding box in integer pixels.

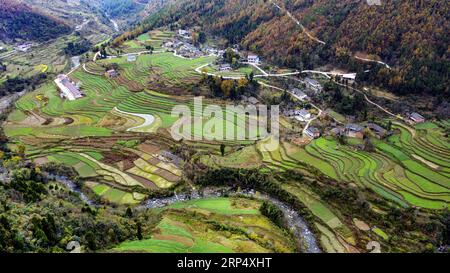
[
  {"left": 0, "top": 0, "right": 71, "bottom": 42},
  {"left": 143, "top": 0, "right": 449, "bottom": 96}
]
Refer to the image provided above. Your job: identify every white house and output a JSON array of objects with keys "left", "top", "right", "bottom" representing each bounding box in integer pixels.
[
  {"left": 304, "top": 127, "right": 321, "bottom": 139},
  {"left": 294, "top": 109, "right": 311, "bottom": 122},
  {"left": 219, "top": 64, "right": 232, "bottom": 71},
  {"left": 127, "top": 54, "right": 137, "bottom": 62},
  {"left": 409, "top": 112, "right": 425, "bottom": 123},
  {"left": 54, "top": 75, "right": 84, "bottom": 101},
  {"left": 178, "top": 29, "right": 189, "bottom": 36},
  {"left": 247, "top": 54, "right": 260, "bottom": 64}
]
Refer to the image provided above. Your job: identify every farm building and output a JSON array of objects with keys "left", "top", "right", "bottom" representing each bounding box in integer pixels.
[
  {"left": 304, "top": 127, "right": 321, "bottom": 139},
  {"left": 127, "top": 55, "right": 137, "bottom": 62},
  {"left": 164, "top": 41, "right": 174, "bottom": 48},
  {"left": 366, "top": 123, "right": 388, "bottom": 139},
  {"left": 291, "top": 88, "right": 308, "bottom": 100},
  {"left": 247, "top": 54, "right": 260, "bottom": 64},
  {"left": 330, "top": 127, "right": 344, "bottom": 136},
  {"left": 54, "top": 74, "right": 84, "bottom": 101},
  {"left": 409, "top": 112, "right": 425, "bottom": 123},
  {"left": 218, "top": 64, "right": 232, "bottom": 71},
  {"left": 294, "top": 109, "right": 311, "bottom": 122},
  {"left": 17, "top": 43, "right": 33, "bottom": 52},
  {"left": 305, "top": 78, "right": 323, "bottom": 93},
  {"left": 178, "top": 29, "right": 190, "bottom": 36},
  {"left": 342, "top": 73, "right": 357, "bottom": 84},
  {"left": 345, "top": 123, "right": 364, "bottom": 139},
  {"left": 106, "top": 69, "right": 118, "bottom": 78}
]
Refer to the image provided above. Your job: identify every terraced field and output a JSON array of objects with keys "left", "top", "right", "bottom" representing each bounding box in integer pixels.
[
  {"left": 113, "top": 197, "right": 295, "bottom": 253},
  {"left": 201, "top": 122, "right": 450, "bottom": 210}
]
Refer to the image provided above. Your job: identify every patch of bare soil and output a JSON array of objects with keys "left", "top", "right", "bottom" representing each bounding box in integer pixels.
[
  {"left": 103, "top": 151, "right": 139, "bottom": 165},
  {"left": 127, "top": 173, "right": 158, "bottom": 190},
  {"left": 138, "top": 143, "right": 161, "bottom": 154},
  {"left": 154, "top": 169, "right": 180, "bottom": 182}
]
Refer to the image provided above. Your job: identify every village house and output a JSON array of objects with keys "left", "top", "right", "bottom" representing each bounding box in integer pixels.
[
  {"left": 127, "top": 54, "right": 137, "bottom": 62},
  {"left": 106, "top": 69, "right": 118, "bottom": 78},
  {"left": 342, "top": 73, "right": 357, "bottom": 84},
  {"left": 366, "top": 123, "right": 388, "bottom": 139},
  {"left": 17, "top": 43, "right": 33, "bottom": 52},
  {"left": 294, "top": 109, "right": 311, "bottom": 122},
  {"left": 305, "top": 77, "right": 323, "bottom": 93},
  {"left": 330, "top": 127, "right": 344, "bottom": 137},
  {"left": 247, "top": 54, "right": 260, "bottom": 64},
  {"left": 218, "top": 64, "right": 232, "bottom": 71},
  {"left": 164, "top": 41, "right": 174, "bottom": 48},
  {"left": 304, "top": 127, "right": 321, "bottom": 139},
  {"left": 178, "top": 29, "right": 190, "bottom": 36},
  {"left": 409, "top": 112, "right": 425, "bottom": 123},
  {"left": 291, "top": 88, "right": 309, "bottom": 100},
  {"left": 54, "top": 74, "right": 84, "bottom": 101},
  {"left": 248, "top": 96, "right": 260, "bottom": 105},
  {"left": 345, "top": 123, "right": 365, "bottom": 139}
]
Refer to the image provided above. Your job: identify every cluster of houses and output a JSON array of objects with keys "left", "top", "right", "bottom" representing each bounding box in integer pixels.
[
  {"left": 54, "top": 74, "right": 84, "bottom": 101},
  {"left": 329, "top": 122, "right": 389, "bottom": 140},
  {"left": 162, "top": 29, "right": 212, "bottom": 59},
  {"left": 303, "top": 121, "right": 392, "bottom": 141}
]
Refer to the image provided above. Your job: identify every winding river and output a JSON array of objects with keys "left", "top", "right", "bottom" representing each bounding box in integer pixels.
[
  {"left": 48, "top": 173, "right": 320, "bottom": 253},
  {"left": 140, "top": 187, "right": 321, "bottom": 253}
]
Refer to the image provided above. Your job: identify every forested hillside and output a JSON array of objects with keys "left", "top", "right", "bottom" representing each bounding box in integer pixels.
[
  {"left": 0, "top": 0, "right": 71, "bottom": 42},
  {"left": 139, "top": 0, "right": 449, "bottom": 96}
]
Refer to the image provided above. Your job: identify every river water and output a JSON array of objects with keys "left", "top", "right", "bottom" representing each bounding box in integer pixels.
[
  {"left": 141, "top": 187, "right": 321, "bottom": 253},
  {"left": 47, "top": 175, "right": 320, "bottom": 252}
]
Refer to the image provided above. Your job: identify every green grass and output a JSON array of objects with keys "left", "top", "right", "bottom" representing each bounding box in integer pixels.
[
  {"left": 168, "top": 197, "right": 260, "bottom": 215},
  {"left": 372, "top": 227, "right": 389, "bottom": 241}
]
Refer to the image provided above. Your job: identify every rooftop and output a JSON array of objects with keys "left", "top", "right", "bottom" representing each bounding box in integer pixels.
[
  {"left": 306, "top": 127, "right": 320, "bottom": 134},
  {"left": 410, "top": 112, "right": 425, "bottom": 120},
  {"left": 345, "top": 123, "right": 364, "bottom": 132},
  {"left": 305, "top": 77, "right": 320, "bottom": 86}
]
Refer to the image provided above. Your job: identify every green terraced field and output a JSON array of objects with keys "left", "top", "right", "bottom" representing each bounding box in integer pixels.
[{"left": 113, "top": 197, "right": 295, "bottom": 253}]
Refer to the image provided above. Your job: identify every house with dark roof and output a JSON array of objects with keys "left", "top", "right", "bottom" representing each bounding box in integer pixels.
[
  {"left": 330, "top": 127, "right": 344, "bottom": 137},
  {"left": 305, "top": 77, "right": 322, "bottom": 93},
  {"left": 366, "top": 123, "right": 387, "bottom": 139},
  {"left": 291, "top": 88, "right": 308, "bottom": 100},
  {"left": 106, "top": 69, "right": 118, "bottom": 78},
  {"left": 304, "top": 127, "right": 321, "bottom": 139},
  {"left": 345, "top": 123, "right": 364, "bottom": 139},
  {"left": 409, "top": 112, "right": 425, "bottom": 123}
]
